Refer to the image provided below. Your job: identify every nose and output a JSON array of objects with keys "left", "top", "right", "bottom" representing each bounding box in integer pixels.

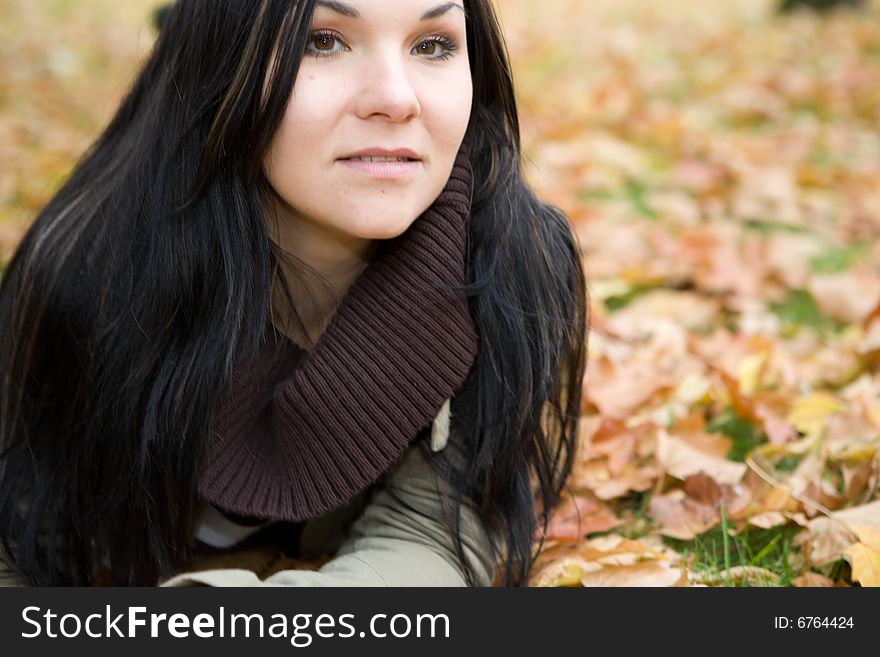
[{"left": 353, "top": 49, "right": 421, "bottom": 123}]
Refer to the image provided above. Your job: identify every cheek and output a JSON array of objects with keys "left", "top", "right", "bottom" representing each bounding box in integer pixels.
[
  {"left": 263, "top": 81, "right": 336, "bottom": 199},
  {"left": 275, "top": 78, "right": 335, "bottom": 145},
  {"left": 425, "top": 74, "right": 473, "bottom": 146}
]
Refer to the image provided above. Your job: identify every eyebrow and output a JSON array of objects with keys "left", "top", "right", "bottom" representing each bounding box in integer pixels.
[{"left": 315, "top": 1, "right": 465, "bottom": 21}]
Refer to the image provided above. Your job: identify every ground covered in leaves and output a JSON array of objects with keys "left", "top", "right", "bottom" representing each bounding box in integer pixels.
[
  {"left": 1, "top": 0, "right": 878, "bottom": 586},
  {"left": 500, "top": 0, "right": 880, "bottom": 587}
]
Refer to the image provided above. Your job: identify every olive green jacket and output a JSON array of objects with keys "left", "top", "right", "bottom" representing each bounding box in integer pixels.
[{"left": 1, "top": 400, "right": 499, "bottom": 587}]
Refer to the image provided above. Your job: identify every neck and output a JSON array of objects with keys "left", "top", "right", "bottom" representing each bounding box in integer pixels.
[{"left": 267, "top": 208, "right": 380, "bottom": 350}]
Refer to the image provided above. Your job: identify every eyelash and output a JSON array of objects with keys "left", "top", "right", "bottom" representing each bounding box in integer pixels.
[{"left": 305, "top": 30, "right": 459, "bottom": 61}]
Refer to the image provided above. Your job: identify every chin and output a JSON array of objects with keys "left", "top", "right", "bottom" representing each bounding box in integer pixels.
[
  {"left": 365, "top": 224, "right": 412, "bottom": 241},
  {"left": 353, "top": 215, "right": 419, "bottom": 241}
]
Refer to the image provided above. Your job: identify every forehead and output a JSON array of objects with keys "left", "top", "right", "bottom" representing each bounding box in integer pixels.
[{"left": 312, "top": 0, "right": 467, "bottom": 21}]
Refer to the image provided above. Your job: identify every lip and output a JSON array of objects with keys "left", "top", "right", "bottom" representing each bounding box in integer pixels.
[
  {"left": 337, "top": 158, "right": 421, "bottom": 179},
  {"left": 338, "top": 147, "right": 421, "bottom": 160},
  {"left": 336, "top": 147, "right": 422, "bottom": 179}
]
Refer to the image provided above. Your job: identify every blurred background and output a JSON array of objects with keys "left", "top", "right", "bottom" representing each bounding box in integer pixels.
[{"left": 1, "top": 0, "right": 879, "bottom": 586}]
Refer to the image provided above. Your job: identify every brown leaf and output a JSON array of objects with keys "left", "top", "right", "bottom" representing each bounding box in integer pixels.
[
  {"left": 530, "top": 535, "right": 685, "bottom": 587},
  {"left": 689, "top": 565, "right": 780, "bottom": 587},
  {"left": 683, "top": 472, "right": 723, "bottom": 505},
  {"left": 606, "top": 289, "right": 720, "bottom": 334},
  {"left": 668, "top": 414, "right": 733, "bottom": 459},
  {"left": 794, "top": 501, "right": 880, "bottom": 566},
  {"left": 656, "top": 428, "right": 747, "bottom": 485},
  {"left": 717, "top": 369, "right": 798, "bottom": 445},
  {"left": 571, "top": 460, "right": 661, "bottom": 501},
  {"left": 792, "top": 572, "right": 835, "bottom": 587},
  {"left": 580, "top": 561, "right": 687, "bottom": 587},
  {"left": 649, "top": 490, "right": 719, "bottom": 540},
  {"left": 809, "top": 270, "right": 880, "bottom": 324},
  {"left": 584, "top": 355, "right": 669, "bottom": 419},
  {"left": 541, "top": 491, "right": 624, "bottom": 540},
  {"left": 747, "top": 511, "right": 789, "bottom": 529}
]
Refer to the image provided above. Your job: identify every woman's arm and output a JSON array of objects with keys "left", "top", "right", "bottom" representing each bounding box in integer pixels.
[{"left": 160, "top": 441, "right": 499, "bottom": 587}]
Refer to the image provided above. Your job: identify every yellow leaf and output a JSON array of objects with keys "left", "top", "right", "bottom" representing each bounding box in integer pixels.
[
  {"left": 850, "top": 525, "right": 880, "bottom": 551},
  {"left": 673, "top": 372, "right": 712, "bottom": 406},
  {"left": 870, "top": 405, "right": 880, "bottom": 429},
  {"left": 831, "top": 503, "right": 880, "bottom": 536},
  {"left": 830, "top": 442, "right": 877, "bottom": 466},
  {"left": 786, "top": 393, "right": 845, "bottom": 437},
  {"left": 737, "top": 352, "right": 767, "bottom": 395},
  {"left": 753, "top": 434, "right": 817, "bottom": 459},
  {"left": 843, "top": 542, "right": 880, "bottom": 587}
]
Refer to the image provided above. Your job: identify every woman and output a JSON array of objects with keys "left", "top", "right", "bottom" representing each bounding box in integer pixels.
[{"left": 0, "top": 0, "right": 587, "bottom": 587}]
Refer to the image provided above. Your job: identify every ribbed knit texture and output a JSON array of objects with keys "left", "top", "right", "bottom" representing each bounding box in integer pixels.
[{"left": 198, "top": 146, "right": 477, "bottom": 522}]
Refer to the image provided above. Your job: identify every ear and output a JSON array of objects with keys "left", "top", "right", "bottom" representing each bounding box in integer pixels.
[{"left": 430, "top": 397, "right": 452, "bottom": 452}]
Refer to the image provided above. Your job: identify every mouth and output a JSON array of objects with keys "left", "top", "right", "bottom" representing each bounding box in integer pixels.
[
  {"left": 337, "top": 147, "right": 422, "bottom": 163},
  {"left": 340, "top": 156, "right": 419, "bottom": 163},
  {"left": 336, "top": 156, "right": 421, "bottom": 179}
]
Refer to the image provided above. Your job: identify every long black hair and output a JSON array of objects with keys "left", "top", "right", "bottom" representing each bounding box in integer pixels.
[{"left": 0, "top": 0, "right": 588, "bottom": 586}]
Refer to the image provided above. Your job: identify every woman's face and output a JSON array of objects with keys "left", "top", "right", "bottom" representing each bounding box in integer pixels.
[{"left": 264, "top": 0, "right": 473, "bottom": 243}]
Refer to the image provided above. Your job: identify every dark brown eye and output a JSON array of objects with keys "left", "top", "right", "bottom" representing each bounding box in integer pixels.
[
  {"left": 307, "top": 31, "right": 346, "bottom": 56},
  {"left": 313, "top": 34, "right": 337, "bottom": 51},
  {"left": 411, "top": 36, "right": 458, "bottom": 61}
]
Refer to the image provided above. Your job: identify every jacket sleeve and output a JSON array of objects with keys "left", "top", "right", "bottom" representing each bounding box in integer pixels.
[
  {"left": 0, "top": 549, "right": 25, "bottom": 587},
  {"left": 160, "top": 440, "right": 500, "bottom": 588}
]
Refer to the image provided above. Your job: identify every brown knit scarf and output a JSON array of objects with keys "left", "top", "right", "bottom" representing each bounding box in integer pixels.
[{"left": 198, "top": 144, "right": 477, "bottom": 523}]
